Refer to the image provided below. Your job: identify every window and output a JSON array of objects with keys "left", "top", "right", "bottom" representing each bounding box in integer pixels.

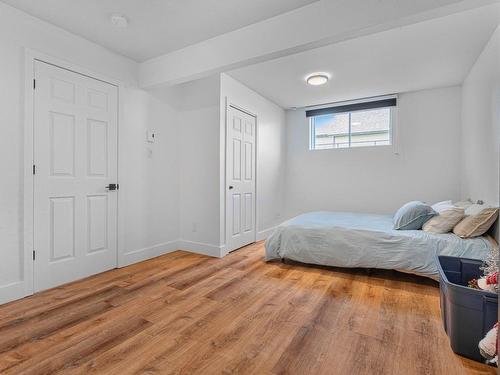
[{"left": 307, "top": 97, "right": 396, "bottom": 150}]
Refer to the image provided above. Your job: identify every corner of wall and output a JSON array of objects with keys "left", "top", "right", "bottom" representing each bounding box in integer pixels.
[
  {"left": 119, "top": 241, "right": 180, "bottom": 267},
  {"left": 177, "top": 240, "right": 225, "bottom": 258},
  {"left": 220, "top": 73, "right": 286, "bottom": 250},
  {"left": 459, "top": 24, "right": 500, "bottom": 206}
]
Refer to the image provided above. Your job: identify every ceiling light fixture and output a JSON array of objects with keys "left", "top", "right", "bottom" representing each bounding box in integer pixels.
[
  {"left": 110, "top": 14, "right": 129, "bottom": 28},
  {"left": 306, "top": 73, "right": 329, "bottom": 86}
]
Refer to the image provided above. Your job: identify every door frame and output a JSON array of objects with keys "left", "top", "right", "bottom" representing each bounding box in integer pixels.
[
  {"left": 23, "top": 49, "right": 122, "bottom": 299},
  {"left": 223, "top": 100, "right": 258, "bottom": 255}
]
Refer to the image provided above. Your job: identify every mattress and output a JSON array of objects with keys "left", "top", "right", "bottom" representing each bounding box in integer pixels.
[{"left": 265, "top": 211, "right": 494, "bottom": 279}]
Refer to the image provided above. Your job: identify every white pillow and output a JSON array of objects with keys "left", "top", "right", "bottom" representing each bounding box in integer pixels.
[
  {"left": 465, "top": 203, "right": 492, "bottom": 216},
  {"left": 431, "top": 200, "right": 453, "bottom": 213},
  {"left": 423, "top": 207, "right": 465, "bottom": 234},
  {"left": 454, "top": 200, "right": 473, "bottom": 209}
]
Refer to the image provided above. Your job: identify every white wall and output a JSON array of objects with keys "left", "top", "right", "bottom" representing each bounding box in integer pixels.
[
  {"left": 151, "top": 76, "right": 223, "bottom": 257},
  {"left": 284, "top": 86, "right": 462, "bottom": 218},
  {"left": 150, "top": 73, "right": 286, "bottom": 256},
  {"left": 461, "top": 26, "right": 500, "bottom": 207},
  {"left": 0, "top": 3, "right": 178, "bottom": 303},
  {"left": 179, "top": 106, "right": 221, "bottom": 255},
  {"left": 178, "top": 77, "right": 222, "bottom": 254},
  {"left": 220, "top": 74, "right": 286, "bottom": 246},
  {"left": 150, "top": 74, "right": 286, "bottom": 257},
  {"left": 119, "top": 90, "right": 180, "bottom": 266}
]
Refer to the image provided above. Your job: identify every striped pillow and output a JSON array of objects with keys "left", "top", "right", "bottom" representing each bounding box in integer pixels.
[{"left": 453, "top": 207, "right": 499, "bottom": 238}]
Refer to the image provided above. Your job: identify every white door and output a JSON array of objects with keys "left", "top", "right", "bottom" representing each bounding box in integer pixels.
[
  {"left": 225, "top": 105, "right": 256, "bottom": 252},
  {"left": 33, "top": 61, "right": 118, "bottom": 292}
]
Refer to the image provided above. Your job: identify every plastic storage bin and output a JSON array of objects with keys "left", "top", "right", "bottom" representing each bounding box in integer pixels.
[{"left": 437, "top": 255, "right": 498, "bottom": 361}]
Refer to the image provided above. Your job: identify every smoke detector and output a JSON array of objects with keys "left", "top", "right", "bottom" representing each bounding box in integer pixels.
[{"left": 110, "top": 14, "right": 129, "bottom": 28}]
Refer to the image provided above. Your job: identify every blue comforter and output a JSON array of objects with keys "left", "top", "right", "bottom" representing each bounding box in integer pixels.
[{"left": 265, "top": 212, "right": 494, "bottom": 279}]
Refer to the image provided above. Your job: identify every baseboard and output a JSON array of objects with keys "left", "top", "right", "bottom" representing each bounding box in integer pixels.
[
  {"left": 0, "top": 281, "right": 29, "bottom": 305},
  {"left": 256, "top": 227, "right": 277, "bottom": 241},
  {"left": 119, "top": 240, "right": 179, "bottom": 267},
  {"left": 1, "top": 239, "right": 223, "bottom": 305},
  {"left": 177, "top": 240, "right": 223, "bottom": 258}
]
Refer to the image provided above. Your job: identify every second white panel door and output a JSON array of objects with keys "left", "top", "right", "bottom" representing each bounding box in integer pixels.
[
  {"left": 225, "top": 105, "right": 256, "bottom": 252},
  {"left": 33, "top": 61, "right": 118, "bottom": 292}
]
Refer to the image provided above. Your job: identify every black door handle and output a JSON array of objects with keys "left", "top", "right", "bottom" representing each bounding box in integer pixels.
[
  {"left": 228, "top": 186, "right": 234, "bottom": 190},
  {"left": 106, "top": 183, "right": 119, "bottom": 191}
]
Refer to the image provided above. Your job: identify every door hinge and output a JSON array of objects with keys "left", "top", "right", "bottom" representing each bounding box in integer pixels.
[
  {"left": 33, "top": 164, "right": 36, "bottom": 175},
  {"left": 32, "top": 250, "right": 36, "bottom": 261},
  {"left": 33, "top": 79, "right": 36, "bottom": 90}
]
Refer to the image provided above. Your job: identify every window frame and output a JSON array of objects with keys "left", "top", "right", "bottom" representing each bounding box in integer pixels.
[{"left": 308, "top": 96, "right": 398, "bottom": 152}]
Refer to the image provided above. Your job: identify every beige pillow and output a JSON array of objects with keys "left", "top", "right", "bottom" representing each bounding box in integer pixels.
[
  {"left": 453, "top": 207, "right": 499, "bottom": 238},
  {"left": 423, "top": 207, "right": 465, "bottom": 234}
]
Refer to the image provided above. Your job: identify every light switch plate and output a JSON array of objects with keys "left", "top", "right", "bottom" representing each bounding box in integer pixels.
[{"left": 147, "top": 130, "right": 155, "bottom": 143}]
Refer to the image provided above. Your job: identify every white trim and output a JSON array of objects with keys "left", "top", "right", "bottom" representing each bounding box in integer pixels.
[
  {"left": 392, "top": 103, "right": 401, "bottom": 156},
  {"left": 218, "top": 96, "right": 228, "bottom": 254},
  {"left": 116, "top": 79, "right": 127, "bottom": 268},
  {"left": 256, "top": 227, "right": 277, "bottom": 241},
  {"left": 220, "top": 244, "right": 229, "bottom": 258},
  {"left": 177, "top": 240, "right": 224, "bottom": 258},
  {"left": 0, "top": 282, "right": 27, "bottom": 305},
  {"left": 301, "top": 94, "right": 398, "bottom": 111},
  {"left": 119, "top": 241, "right": 179, "bottom": 267},
  {"left": 18, "top": 48, "right": 124, "bottom": 305},
  {"left": 22, "top": 49, "right": 36, "bottom": 302},
  {"left": 228, "top": 103, "right": 257, "bottom": 118},
  {"left": 26, "top": 49, "right": 121, "bottom": 87}
]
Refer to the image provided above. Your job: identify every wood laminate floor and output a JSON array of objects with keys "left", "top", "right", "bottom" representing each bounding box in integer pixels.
[{"left": 0, "top": 242, "right": 495, "bottom": 375}]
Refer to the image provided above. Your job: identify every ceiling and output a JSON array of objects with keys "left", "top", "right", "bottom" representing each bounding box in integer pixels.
[
  {"left": 0, "top": 0, "right": 317, "bottom": 61},
  {"left": 228, "top": 4, "right": 500, "bottom": 109}
]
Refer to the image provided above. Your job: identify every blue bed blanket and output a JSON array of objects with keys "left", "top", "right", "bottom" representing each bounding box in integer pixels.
[{"left": 265, "top": 211, "right": 494, "bottom": 279}]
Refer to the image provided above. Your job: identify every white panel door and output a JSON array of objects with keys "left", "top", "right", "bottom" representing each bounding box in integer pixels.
[
  {"left": 33, "top": 61, "right": 118, "bottom": 292},
  {"left": 226, "top": 106, "right": 256, "bottom": 252}
]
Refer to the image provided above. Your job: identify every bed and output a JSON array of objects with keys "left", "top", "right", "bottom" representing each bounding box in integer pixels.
[{"left": 265, "top": 211, "right": 495, "bottom": 279}]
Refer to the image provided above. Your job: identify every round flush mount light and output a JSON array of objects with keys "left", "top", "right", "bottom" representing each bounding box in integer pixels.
[
  {"left": 306, "top": 73, "right": 329, "bottom": 86},
  {"left": 110, "top": 14, "right": 129, "bottom": 28}
]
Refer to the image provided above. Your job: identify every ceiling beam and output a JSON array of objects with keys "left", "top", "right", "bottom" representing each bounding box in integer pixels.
[{"left": 138, "top": 0, "right": 499, "bottom": 88}]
